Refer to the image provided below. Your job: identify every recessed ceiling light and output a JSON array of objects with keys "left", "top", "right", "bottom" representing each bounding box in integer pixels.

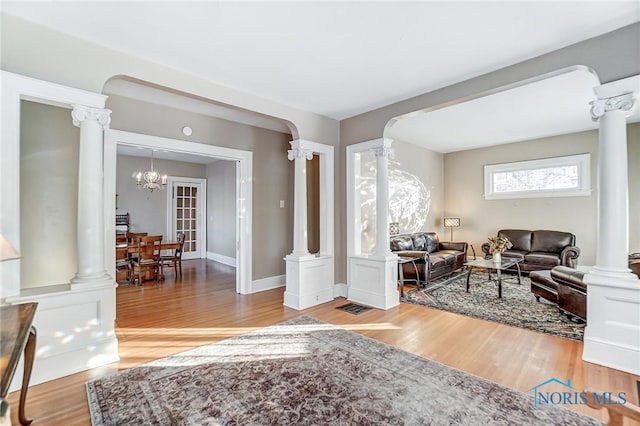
[{"left": 182, "top": 126, "right": 193, "bottom": 136}]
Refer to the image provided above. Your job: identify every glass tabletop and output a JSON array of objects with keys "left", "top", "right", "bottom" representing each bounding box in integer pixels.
[{"left": 464, "top": 257, "right": 522, "bottom": 271}]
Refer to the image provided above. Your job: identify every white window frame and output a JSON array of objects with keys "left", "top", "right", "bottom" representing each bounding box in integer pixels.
[{"left": 484, "top": 153, "right": 591, "bottom": 200}]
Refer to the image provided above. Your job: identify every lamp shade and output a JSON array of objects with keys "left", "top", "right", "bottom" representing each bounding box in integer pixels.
[
  {"left": 0, "top": 234, "right": 21, "bottom": 262},
  {"left": 443, "top": 217, "right": 460, "bottom": 227}
]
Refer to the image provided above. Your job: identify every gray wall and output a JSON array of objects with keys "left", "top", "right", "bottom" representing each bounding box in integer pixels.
[
  {"left": 392, "top": 141, "right": 444, "bottom": 234},
  {"left": 20, "top": 101, "right": 79, "bottom": 288},
  {"left": 108, "top": 95, "right": 294, "bottom": 280},
  {"left": 206, "top": 160, "right": 237, "bottom": 258},
  {"left": 116, "top": 155, "right": 207, "bottom": 237}
]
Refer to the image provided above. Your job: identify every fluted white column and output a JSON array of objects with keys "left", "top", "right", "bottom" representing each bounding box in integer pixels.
[
  {"left": 589, "top": 92, "right": 636, "bottom": 277},
  {"left": 288, "top": 141, "right": 314, "bottom": 258},
  {"left": 371, "top": 142, "right": 393, "bottom": 257},
  {"left": 70, "top": 104, "right": 112, "bottom": 286}
]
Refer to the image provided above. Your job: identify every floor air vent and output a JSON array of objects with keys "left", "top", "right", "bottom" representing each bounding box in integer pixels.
[{"left": 336, "top": 303, "right": 373, "bottom": 315}]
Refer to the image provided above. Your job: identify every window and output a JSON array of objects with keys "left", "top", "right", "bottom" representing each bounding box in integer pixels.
[{"left": 484, "top": 153, "right": 591, "bottom": 200}]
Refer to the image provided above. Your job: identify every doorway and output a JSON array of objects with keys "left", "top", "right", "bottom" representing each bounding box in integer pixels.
[
  {"left": 104, "top": 129, "right": 253, "bottom": 294},
  {"left": 167, "top": 177, "right": 206, "bottom": 260}
]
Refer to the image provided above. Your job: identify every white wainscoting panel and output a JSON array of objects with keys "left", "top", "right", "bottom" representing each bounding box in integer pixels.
[
  {"left": 5, "top": 282, "right": 119, "bottom": 391},
  {"left": 582, "top": 273, "right": 640, "bottom": 375},
  {"left": 348, "top": 255, "right": 399, "bottom": 310},
  {"left": 284, "top": 255, "right": 334, "bottom": 310}
]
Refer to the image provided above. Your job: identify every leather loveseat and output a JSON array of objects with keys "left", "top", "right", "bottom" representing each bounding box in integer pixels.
[
  {"left": 390, "top": 232, "right": 467, "bottom": 286},
  {"left": 481, "top": 229, "right": 580, "bottom": 272}
]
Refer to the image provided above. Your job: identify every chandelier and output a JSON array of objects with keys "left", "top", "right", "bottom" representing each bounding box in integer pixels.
[{"left": 131, "top": 150, "right": 167, "bottom": 192}]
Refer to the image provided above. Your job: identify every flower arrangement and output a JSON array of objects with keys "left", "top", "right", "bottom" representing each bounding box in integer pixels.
[{"left": 487, "top": 235, "right": 513, "bottom": 254}]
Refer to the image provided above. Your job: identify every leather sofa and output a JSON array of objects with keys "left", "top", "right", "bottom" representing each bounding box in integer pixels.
[
  {"left": 481, "top": 229, "right": 580, "bottom": 272},
  {"left": 390, "top": 232, "right": 467, "bottom": 286},
  {"left": 630, "top": 253, "right": 640, "bottom": 277}
]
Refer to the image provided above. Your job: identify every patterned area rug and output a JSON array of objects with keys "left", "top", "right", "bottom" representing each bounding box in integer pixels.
[
  {"left": 86, "top": 317, "right": 600, "bottom": 425},
  {"left": 402, "top": 271, "right": 585, "bottom": 341}
]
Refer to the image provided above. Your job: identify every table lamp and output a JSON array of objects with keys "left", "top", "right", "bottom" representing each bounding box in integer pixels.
[{"left": 443, "top": 218, "right": 460, "bottom": 241}]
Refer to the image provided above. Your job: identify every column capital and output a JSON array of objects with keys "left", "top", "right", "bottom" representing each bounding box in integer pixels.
[
  {"left": 287, "top": 148, "right": 313, "bottom": 161},
  {"left": 71, "top": 104, "right": 112, "bottom": 130},
  {"left": 369, "top": 146, "right": 394, "bottom": 159},
  {"left": 590, "top": 92, "right": 636, "bottom": 122}
]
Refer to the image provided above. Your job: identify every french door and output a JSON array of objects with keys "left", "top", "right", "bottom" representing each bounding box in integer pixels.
[{"left": 167, "top": 177, "right": 206, "bottom": 260}]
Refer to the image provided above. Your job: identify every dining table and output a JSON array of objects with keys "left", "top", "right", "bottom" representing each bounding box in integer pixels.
[
  {"left": 115, "top": 241, "right": 181, "bottom": 282},
  {"left": 118, "top": 241, "right": 181, "bottom": 253}
]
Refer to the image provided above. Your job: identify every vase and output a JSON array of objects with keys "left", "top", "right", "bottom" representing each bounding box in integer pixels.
[{"left": 493, "top": 252, "right": 501, "bottom": 264}]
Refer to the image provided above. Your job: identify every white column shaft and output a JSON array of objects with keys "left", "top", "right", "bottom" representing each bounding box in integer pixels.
[
  {"left": 71, "top": 105, "right": 111, "bottom": 284},
  {"left": 293, "top": 155, "right": 309, "bottom": 255},
  {"left": 596, "top": 108, "right": 630, "bottom": 272},
  {"left": 374, "top": 148, "right": 391, "bottom": 256},
  {"left": 288, "top": 146, "right": 313, "bottom": 257}
]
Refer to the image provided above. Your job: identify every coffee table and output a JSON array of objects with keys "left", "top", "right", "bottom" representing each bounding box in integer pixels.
[{"left": 464, "top": 257, "right": 522, "bottom": 298}]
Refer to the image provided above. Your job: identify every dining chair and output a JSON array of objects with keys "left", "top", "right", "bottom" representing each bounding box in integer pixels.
[
  {"left": 160, "top": 232, "right": 186, "bottom": 279},
  {"left": 115, "top": 246, "right": 132, "bottom": 283},
  {"left": 132, "top": 235, "right": 162, "bottom": 285},
  {"left": 126, "top": 232, "right": 148, "bottom": 263}
]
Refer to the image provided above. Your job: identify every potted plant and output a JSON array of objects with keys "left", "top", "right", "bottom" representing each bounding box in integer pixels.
[{"left": 487, "top": 235, "right": 513, "bottom": 263}]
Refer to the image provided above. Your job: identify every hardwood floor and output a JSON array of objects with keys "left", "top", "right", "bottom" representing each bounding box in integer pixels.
[{"left": 7, "top": 259, "right": 640, "bottom": 425}]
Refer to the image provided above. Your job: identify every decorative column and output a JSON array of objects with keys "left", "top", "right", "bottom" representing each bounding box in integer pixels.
[
  {"left": 346, "top": 138, "right": 398, "bottom": 310},
  {"left": 583, "top": 76, "right": 640, "bottom": 375},
  {"left": 284, "top": 139, "right": 334, "bottom": 311},
  {"left": 70, "top": 105, "right": 113, "bottom": 287},
  {"left": 370, "top": 142, "right": 394, "bottom": 257},
  {"left": 287, "top": 140, "right": 314, "bottom": 258},
  {"left": 590, "top": 92, "right": 636, "bottom": 274}
]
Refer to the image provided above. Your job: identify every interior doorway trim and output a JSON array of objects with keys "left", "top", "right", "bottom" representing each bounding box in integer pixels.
[{"left": 104, "top": 129, "right": 253, "bottom": 294}]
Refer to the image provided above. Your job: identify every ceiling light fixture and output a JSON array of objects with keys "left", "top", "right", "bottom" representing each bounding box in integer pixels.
[{"left": 131, "top": 149, "right": 167, "bottom": 192}]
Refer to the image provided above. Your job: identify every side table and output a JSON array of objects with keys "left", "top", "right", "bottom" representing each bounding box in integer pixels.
[
  {"left": 397, "top": 256, "right": 421, "bottom": 297},
  {"left": 1, "top": 303, "right": 38, "bottom": 426}
]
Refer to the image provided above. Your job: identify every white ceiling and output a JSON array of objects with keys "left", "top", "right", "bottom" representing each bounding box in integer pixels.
[
  {"left": 2, "top": 1, "right": 639, "bottom": 121},
  {"left": 386, "top": 67, "right": 635, "bottom": 153}
]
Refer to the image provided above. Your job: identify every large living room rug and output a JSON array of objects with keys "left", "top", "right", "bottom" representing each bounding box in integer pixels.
[
  {"left": 401, "top": 271, "right": 585, "bottom": 341},
  {"left": 86, "top": 316, "right": 600, "bottom": 425}
]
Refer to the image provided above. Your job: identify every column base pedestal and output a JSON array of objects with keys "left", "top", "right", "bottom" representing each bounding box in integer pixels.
[
  {"left": 70, "top": 272, "right": 113, "bottom": 290},
  {"left": 347, "top": 254, "right": 399, "bottom": 310},
  {"left": 284, "top": 254, "right": 334, "bottom": 310},
  {"left": 582, "top": 271, "right": 640, "bottom": 375}
]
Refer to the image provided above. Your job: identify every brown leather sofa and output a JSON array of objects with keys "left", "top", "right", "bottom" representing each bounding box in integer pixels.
[
  {"left": 390, "top": 232, "right": 467, "bottom": 286},
  {"left": 630, "top": 253, "right": 640, "bottom": 277},
  {"left": 481, "top": 229, "right": 580, "bottom": 272}
]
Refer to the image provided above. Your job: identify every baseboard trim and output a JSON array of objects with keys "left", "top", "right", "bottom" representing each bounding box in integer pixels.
[
  {"left": 252, "top": 274, "right": 285, "bottom": 293},
  {"left": 206, "top": 251, "right": 237, "bottom": 267}
]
